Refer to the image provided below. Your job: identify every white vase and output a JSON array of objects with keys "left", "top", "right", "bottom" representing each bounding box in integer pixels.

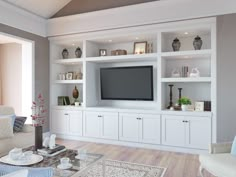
[{"left": 181, "top": 105, "right": 188, "bottom": 111}]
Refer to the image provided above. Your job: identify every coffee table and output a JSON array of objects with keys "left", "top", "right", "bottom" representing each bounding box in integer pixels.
[{"left": 1, "top": 146, "right": 104, "bottom": 177}]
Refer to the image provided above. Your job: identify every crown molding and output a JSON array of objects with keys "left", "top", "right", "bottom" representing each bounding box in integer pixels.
[
  {"left": 0, "top": 1, "right": 47, "bottom": 37},
  {"left": 47, "top": 0, "right": 236, "bottom": 37}
]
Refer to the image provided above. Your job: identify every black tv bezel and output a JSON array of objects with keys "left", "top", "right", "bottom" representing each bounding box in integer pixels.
[{"left": 100, "top": 65, "right": 154, "bottom": 101}]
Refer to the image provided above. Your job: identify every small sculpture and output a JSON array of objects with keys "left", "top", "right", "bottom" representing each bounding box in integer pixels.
[
  {"left": 49, "top": 134, "right": 56, "bottom": 149},
  {"left": 172, "top": 38, "right": 181, "bottom": 51},
  {"left": 62, "top": 48, "right": 69, "bottom": 59},
  {"left": 190, "top": 68, "right": 200, "bottom": 77},
  {"left": 171, "top": 69, "right": 180, "bottom": 78},
  {"left": 43, "top": 137, "right": 50, "bottom": 148},
  {"left": 193, "top": 36, "right": 203, "bottom": 50},
  {"left": 75, "top": 47, "right": 82, "bottom": 58}
]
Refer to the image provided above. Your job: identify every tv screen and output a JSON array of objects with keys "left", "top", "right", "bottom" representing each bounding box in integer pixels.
[{"left": 100, "top": 66, "right": 153, "bottom": 101}]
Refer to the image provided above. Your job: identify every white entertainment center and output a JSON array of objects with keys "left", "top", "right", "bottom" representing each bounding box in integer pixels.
[{"left": 49, "top": 17, "right": 216, "bottom": 153}]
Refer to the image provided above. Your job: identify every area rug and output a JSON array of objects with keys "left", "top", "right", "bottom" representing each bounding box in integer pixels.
[{"left": 77, "top": 159, "right": 166, "bottom": 177}]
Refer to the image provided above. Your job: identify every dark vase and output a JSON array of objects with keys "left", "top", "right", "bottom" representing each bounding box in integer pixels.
[
  {"left": 73, "top": 86, "right": 79, "bottom": 102},
  {"left": 193, "top": 36, "right": 203, "bottom": 50},
  {"left": 62, "top": 48, "right": 69, "bottom": 59},
  {"left": 172, "top": 38, "right": 181, "bottom": 51},
  {"left": 35, "top": 126, "right": 43, "bottom": 150},
  {"left": 75, "top": 47, "right": 82, "bottom": 58}
]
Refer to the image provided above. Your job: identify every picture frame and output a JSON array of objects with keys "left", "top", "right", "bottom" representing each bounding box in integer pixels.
[
  {"left": 66, "top": 72, "right": 73, "bottom": 80},
  {"left": 133, "top": 41, "right": 147, "bottom": 54},
  {"left": 99, "top": 49, "right": 107, "bottom": 56},
  {"left": 195, "top": 101, "right": 204, "bottom": 111}
]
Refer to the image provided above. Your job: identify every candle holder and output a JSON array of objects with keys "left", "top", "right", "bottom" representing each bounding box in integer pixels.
[
  {"left": 167, "top": 84, "right": 174, "bottom": 109},
  {"left": 178, "top": 88, "right": 183, "bottom": 106}
]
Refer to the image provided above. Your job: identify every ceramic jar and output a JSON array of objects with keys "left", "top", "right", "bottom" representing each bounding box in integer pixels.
[
  {"left": 193, "top": 36, "right": 203, "bottom": 50},
  {"left": 75, "top": 47, "right": 82, "bottom": 58},
  {"left": 62, "top": 48, "right": 69, "bottom": 59},
  {"left": 181, "top": 105, "right": 188, "bottom": 111},
  {"left": 172, "top": 38, "right": 181, "bottom": 51}
]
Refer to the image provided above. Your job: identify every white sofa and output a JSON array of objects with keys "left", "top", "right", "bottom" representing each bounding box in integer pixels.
[
  {"left": 0, "top": 106, "right": 34, "bottom": 157},
  {"left": 199, "top": 142, "right": 236, "bottom": 177}
]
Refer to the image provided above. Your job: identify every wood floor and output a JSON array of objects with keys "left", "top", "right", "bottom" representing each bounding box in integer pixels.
[{"left": 56, "top": 139, "right": 215, "bottom": 177}]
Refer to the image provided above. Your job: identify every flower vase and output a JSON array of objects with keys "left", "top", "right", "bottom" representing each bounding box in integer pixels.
[
  {"left": 35, "top": 126, "right": 43, "bottom": 150},
  {"left": 181, "top": 105, "right": 188, "bottom": 111}
]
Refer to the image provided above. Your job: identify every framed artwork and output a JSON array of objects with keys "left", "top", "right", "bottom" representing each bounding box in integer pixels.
[
  {"left": 99, "top": 49, "right": 107, "bottom": 56},
  {"left": 66, "top": 72, "right": 73, "bottom": 80},
  {"left": 133, "top": 41, "right": 147, "bottom": 54},
  {"left": 195, "top": 101, "right": 204, "bottom": 111}
]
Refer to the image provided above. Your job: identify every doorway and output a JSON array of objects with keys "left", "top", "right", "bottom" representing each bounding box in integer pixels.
[{"left": 0, "top": 32, "right": 34, "bottom": 123}]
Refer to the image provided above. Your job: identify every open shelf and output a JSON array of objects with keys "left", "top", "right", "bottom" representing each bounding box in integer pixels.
[
  {"left": 85, "top": 53, "right": 158, "bottom": 63},
  {"left": 161, "top": 49, "right": 211, "bottom": 59},
  {"left": 54, "top": 58, "right": 83, "bottom": 65},
  {"left": 54, "top": 80, "right": 84, "bottom": 84},
  {"left": 161, "top": 77, "right": 211, "bottom": 83}
]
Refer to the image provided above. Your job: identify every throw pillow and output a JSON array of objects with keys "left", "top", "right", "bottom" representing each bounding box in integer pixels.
[
  {"left": 1, "top": 170, "right": 28, "bottom": 177},
  {"left": 0, "top": 118, "right": 14, "bottom": 139},
  {"left": 0, "top": 115, "right": 16, "bottom": 127},
  {"left": 231, "top": 136, "right": 236, "bottom": 155},
  {"left": 13, "top": 117, "right": 27, "bottom": 132}
]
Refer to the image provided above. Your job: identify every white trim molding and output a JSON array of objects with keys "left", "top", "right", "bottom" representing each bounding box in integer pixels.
[
  {"left": 47, "top": 0, "right": 236, "bottom": 37},
  {"left": 0, "top": 1, "right": 47, "bottom": 37}
]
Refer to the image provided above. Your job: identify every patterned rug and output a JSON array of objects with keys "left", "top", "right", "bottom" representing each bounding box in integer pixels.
[{"left": 77, "top": 159, "right": 166, "bottom": 177}]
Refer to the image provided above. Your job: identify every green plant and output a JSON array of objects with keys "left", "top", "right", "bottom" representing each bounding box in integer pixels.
[{"left": 178, "top": 97, "right": 191, "bottom": 105}]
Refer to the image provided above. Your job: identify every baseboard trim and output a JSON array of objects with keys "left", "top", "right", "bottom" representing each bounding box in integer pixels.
[{"left": 55, "top": 133, "right": 208, "bottom": 155}]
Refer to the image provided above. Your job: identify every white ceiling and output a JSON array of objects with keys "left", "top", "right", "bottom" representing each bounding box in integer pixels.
[{"left": 2, "top": 0, "right": 72, "bottom": 18}]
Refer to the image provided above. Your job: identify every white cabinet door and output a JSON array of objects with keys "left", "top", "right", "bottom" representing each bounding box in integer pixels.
[
  {"left": 162, "top": 115, "right": 186, "bottom": 147},
  {"left": 140, "top": 114, "right": 161, "bottom": 144},
  {"left": 100, "top": 112, "right": 119, "bottom": 140},
  {"left": 68, "top": 110, "right": 83, "bottom": 136},
  {"left": 119, "top": 113, "right": 139, "bottom": 142},
  {"left": 51, "top": 109, "right": 68, "bottom": 134},
  {"left": 186, "top": 116, "right": 211, "bottom": 149},
  {"left": 83, "top": 111, "right": 101, "bottom": 138}
]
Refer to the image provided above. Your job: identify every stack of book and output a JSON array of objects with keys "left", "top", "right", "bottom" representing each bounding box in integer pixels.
[{"left": 37, "top": 144, "right": 66, "bottom": 157}]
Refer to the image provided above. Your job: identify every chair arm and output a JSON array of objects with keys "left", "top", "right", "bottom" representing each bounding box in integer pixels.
[
  {"left": 22, "top": 124, "right": 34, "bottom": 133},
  {"left": 209, "top": 142, "right": 232, "bottom": 154}
]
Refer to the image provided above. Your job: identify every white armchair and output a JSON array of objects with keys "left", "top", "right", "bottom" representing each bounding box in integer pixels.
[{"left": 199, "top": 142, "right": 236, "bottom": 177}]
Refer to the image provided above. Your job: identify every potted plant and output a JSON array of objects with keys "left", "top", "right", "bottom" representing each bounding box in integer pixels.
[{"left": 178, "top": 97, "right": 191, "bottom": 111}]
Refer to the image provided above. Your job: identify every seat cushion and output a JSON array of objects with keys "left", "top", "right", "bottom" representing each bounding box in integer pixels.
[
  {"left": 0, "top": 118, "right": 13, "bottom": 139},
  {"left": 0, "top": 131, "right": 34, "bottom": 157},
  {"left": 199, "top": 153, "right": 236, "bottom": 177}
]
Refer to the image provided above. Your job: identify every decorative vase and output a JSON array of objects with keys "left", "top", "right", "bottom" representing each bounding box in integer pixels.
[
  {"left": 62, "top": 48, "right": 69, "bottom": 59},
  {"left": 35, "top": 126, "right": 43, "bottom": 150},
  {"left": 75, "top": 47, "right": 82, "bottom": 58},
  {"left": 172, "top": 38, "right": 181, "bottom": 51},
  {"left": 181, "top": 105, "right": 188, "bottom": 111},
  {"left": 73, "top": 86, "right": 79, "bottom": 103},
  {"left": 193, "top": 36, "right": 203, "bottom": 50}
]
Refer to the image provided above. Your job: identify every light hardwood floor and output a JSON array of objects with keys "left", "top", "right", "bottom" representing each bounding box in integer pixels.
[{"left": 56, "top": 139, "right": 215, "bottom": 177}]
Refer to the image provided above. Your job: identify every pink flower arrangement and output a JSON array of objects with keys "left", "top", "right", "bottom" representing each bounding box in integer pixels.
[{"left": 31, "top": 93, "right": 47, "bottom": 127}]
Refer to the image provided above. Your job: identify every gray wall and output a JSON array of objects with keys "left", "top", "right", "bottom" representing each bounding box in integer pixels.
[
  {"left": 217, "top": 14, "right": 236, "bottom": 142},
  {"left": 53, "top": 0, "right": 158, "bottom": 18},
  {"left": 0, "top": 23, "right": 50, "bottom": 132}
]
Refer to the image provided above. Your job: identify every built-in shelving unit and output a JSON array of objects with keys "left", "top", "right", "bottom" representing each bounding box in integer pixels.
[{"left": 49, "top": 17, "right": 217, "bottom": 152}]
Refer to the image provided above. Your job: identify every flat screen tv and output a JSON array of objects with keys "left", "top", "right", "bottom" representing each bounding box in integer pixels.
[{"left": 100, "top": 66, "right": 153, "bottom": 101}]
